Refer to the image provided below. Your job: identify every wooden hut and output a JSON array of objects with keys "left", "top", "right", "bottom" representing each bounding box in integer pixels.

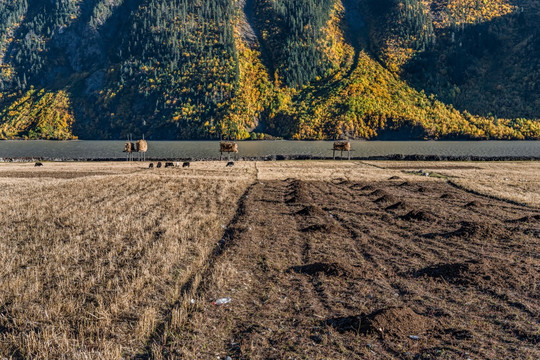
[{"left": 333, "top": 141, "right": 352, "bottom": 160}]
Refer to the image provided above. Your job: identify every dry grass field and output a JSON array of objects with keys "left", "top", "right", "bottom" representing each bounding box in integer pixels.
[
  {"left": 365, "top": 161, "right": 540, "bottom": 207},
  {"left": 0, "top": 160, "right": 538, "bottom": 359},
  {"left": 0, "top": 162, "right": 254, "bottom": 358}
]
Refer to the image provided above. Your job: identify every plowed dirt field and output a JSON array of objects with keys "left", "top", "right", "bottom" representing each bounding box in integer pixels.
[{"left": 163, "top": 178, "right": 539, "bottom": 359}]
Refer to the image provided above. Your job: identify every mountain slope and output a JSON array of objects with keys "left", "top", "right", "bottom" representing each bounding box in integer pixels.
[{"left": 0, "top": 0, "right": 538, "bottom": 140}]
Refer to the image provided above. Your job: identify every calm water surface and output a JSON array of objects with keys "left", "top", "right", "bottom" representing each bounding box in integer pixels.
[{"left": 0, "top": 140, "right": 539, "bottom": 159}]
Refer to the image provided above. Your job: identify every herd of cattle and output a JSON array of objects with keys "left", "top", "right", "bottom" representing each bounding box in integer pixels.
[
  {"left": 33, "top": 161, "right": 235, "bottom": 167},
  {"left": 148, "top": 161, "right": 235, "bottom": 168},
  {"left": 148, "top": 161, "right": 188, "bottom": 168}
]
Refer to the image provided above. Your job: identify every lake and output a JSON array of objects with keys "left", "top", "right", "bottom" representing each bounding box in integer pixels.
[{"left": 0, "top": 140, "right": 539, "bottom": 160}]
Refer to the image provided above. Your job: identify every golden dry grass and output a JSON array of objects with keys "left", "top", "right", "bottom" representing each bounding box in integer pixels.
[
  {"left": 0, "top": 160, "right": 537, "bottom": 358},
  {"left": 365, "top": 161, "right": 540, "bottom": 207},
  {"left": 0, "top": 162, "right": 253, "bottom": 358},
  {"left": 255, "top": 161, "right": 410, "bottom": 182}
]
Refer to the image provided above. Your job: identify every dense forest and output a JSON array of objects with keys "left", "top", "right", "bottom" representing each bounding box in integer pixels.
[{"left": 0, "top": 0, "right": 538, "bottom": 140}]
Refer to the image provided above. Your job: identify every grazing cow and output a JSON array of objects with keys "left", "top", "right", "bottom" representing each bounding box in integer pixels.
[
  {"left": 156, "top": 161, "right": 162, "bottom": 168},
  {"left": 183, "top": 162, "right": 190, "bottom": 168},
  {"left": 35, "top": 162, "right": 43, "bottom": 167},
  {"left": 226, "top": 161, "right": 234, "bottom": 167},
  {"left": 148, "top": 163, "right": 154, "bottom": 168},
  {"left": 164, "top": 162, "right": 175, "bottom": 168}
]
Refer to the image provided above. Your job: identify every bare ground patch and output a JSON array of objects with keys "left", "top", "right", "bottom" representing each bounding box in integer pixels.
[{"left": 155, "top": 179, "right": 540, "bottom": 359}]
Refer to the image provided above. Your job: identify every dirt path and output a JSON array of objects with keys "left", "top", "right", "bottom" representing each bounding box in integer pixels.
[{"left": 160, "top": 179, "right": 540, "bottom": 359}]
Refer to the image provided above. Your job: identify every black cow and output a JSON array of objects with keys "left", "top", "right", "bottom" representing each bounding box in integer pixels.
[
  {"left": 183, "top": 162, "right": 190, "bottom": 168},
  {"left": 226, "top": 161, "right": 234, "bottom": 167},
  {"left": 164, "top": 162, "right": 175, "bottom": 168},
  {"left": 156, "top": 162, "right": 162, "bottom": 168},
  {"left": 148, "top": 163, "right": 154, "bottom": 168},
  {"left": 35, "top": 162, "right": 43, "bottom": 167}
]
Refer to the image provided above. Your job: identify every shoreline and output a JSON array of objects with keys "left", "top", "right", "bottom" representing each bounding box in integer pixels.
[{"left": 1, "top": 154, "right": 540, "bottom": 162}]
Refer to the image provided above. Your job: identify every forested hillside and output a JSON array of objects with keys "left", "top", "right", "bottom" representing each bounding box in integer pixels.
[{"left": 0, "top": 0, "right": 538, "bottom": 140}]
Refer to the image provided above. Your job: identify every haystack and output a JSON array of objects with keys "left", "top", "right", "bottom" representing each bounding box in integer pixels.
[
  {"left": 332, "top": 141, "right": 352, "bottom": 160},
  {"left": 136, "top": 140, "right": 148, "bottom": 153},
  {"left": 123, "top": 142, "right": 135, "bottom": 153},
  {"left": 333, "top": 141, "right": 351, "bottom": 151},
  {"left": 220, "top": 141, "right": 238, "bottom": 153}
]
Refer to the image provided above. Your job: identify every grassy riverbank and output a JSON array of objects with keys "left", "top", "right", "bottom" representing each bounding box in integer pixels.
[{"left": 0, "top": 161, "right": 538, "bottom": 358}]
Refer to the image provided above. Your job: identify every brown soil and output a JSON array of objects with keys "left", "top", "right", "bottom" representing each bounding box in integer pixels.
[
  {"left": 302, "top": 222, "right": 339, "bottom": 233},
  {"left": 465, "top": 200, "right": 482, "bottom": 208},
  {"left": 354, "top": 184, "right": 375, "bottom": 191},
  {"left": 386, "top": 201, "right": 409, "bottom": 210},
  {"left": 291, "top": 262, "right": 351, "bottom": 277},
  {"left": 508, "top": 214, "right": 540, "bottom": 223},
  {"left": 296, "top": 205, "right": 327, "bottom": 217},
  {"left": 286, "top": 179, "right": 312, "bottom": 204},
  {"left": 364, "top": 306, "right": 434, "bottom": 337},
  {"left": 326, "top": 306, "right": 433, "bottom": 337},
  {"left": 333, "top": 178, "right": 350, "bottom": 185},
  {"left": 401, "top": 209, "right": 436, "bottom": 222},
  {"left": 446, "top": 221, "right": 511, "bottom": 240},
  {"left": 412, "top": 259, "right": 536, "bottom": 294},
  {"left": 440, "top": 193, "right": 455, "bottom": 199},
  {"left": 160, "top": 179, "right": 540, "bottom": 359},
  {"left": 369, "top": 189, "right": 388, "bottom": 197},
  {"left": 374, "top": 194, "right": 397, "bottom": 204}
]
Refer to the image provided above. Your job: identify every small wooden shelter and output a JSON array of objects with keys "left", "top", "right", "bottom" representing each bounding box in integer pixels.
[
  {"left": 333, "top": 141, "right": 352, "bottom": 160},
  {"left": 220, "top": 141, "right": 238, "bottom": 160}
]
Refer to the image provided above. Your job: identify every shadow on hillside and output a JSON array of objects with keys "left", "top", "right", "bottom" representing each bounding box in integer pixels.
[
  {"left": 342, "top": 0, "right": 370, "bottom": 75},
  {"left": 291, "top": 0, "right": 371, "bottom": 106},
  {"left": 3, "top": 0, "right": 147, "bottom": 139},
  {"left": 403, "top": 7, "right": 540, "bottom": 119}
]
